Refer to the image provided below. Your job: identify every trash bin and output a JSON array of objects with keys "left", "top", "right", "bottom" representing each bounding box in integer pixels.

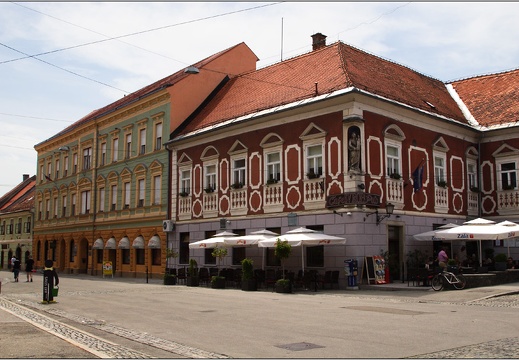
[
  {"left": 52, "top": 286, "right": 59, "bottom": 297},
  {"left": 344, "top": 259, "right": 359, "bottom": 290}
]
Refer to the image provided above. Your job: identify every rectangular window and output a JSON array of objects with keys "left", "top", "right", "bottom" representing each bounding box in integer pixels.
[
  {"left": 232, "top": 158, "right": 246, "bottom": 187},
  {"left": 122, "top": 249, "right": 130, "bottom": 264},
  {"left": 101, "top": 143, "right": 106, "bottom": 166},
  {"left": 47, "top": 162, "right": 52, "bottom": 179},
  {"left": 113, "top": 138, "right": 119, "bottom": 162},
  {"left": 53, "top": 198, "right": 58, "bottom": 218},
  {"left": 96, "top": 249, "right": 103, "bottom": 264},
  {"left": 24, "top": 218, "right": 31, "bottom": 233},
  {"left": 62, "top": 195, "right": 67, "bottom": 217},
  {"left": 98, "top": 187, "right": 105, "bottom": 212},
  {"left": 180, "top": 170, "right": 191, "bottom": 195},
  {"left": 46, "top": 200, "right": 50, "bottom": 220},
  {"left": 64, "top": 156, "right": 69, "bottom": 176},
  {"left": 136, "top": 249, "right": 145, "bottom": 265},
  {"left": 155, "top": 122, "right": 162, "bottom": 151},
  {"left": 71, "top": 193, "right": 76, "bottom": 216},
  {"left": 152, "top": 249, "right": 161, "bottom": 266},
  {"left": 500, "top": 162, "right": 517, "bottom": 190},
  {"left": 153, "top": 175, "right": 161, "bottom": 204},
  {"left": 83, "top": 147, "right": 92, "bottom": 170},
  {"left": 15, "top": 219, "right": 22, "bottom": 234},
  {"left": 434, "top": 156, "right": 446, "bottom": 185},
  {"left": 125, "top": 133, "right": 132, "bottom": 159},
  {"left": 40, "top": 165, "right": 44, "bottom": 182},
  {"left": 111, "top": 185, "right": 117, "bottom": 211},
  {"left": 306, "top": 145, "right": 323, "bottom": 177},
  {"left": 468, "top": 163, "right": 477, "bottom": 190},
  {"left": 73, "top": 153, "right": 78, "bottom": 174},
  {"left": 179, "top": 232, "right": 190, "bottom": 265},
  {"left": 138, "top": 179, "right": 145, "bottom": 207},
  {"left": 386, "top": 145, "right": 400, "bottom": 176},
  {"left": 38, "top": 201, "right": 42, "bottom": 220},
  {"left": 124, "top": 182, "right": 130, "bottom": 208},
  {"left": 81, "top": 190, "right": 91, "bottom": 214},
  {"left": 204, "top": 164, "right": 217, "bottom": 192},
  {"left": 266, "top": 152, "right": 281, "bottom": 182},
  {"left": 55, "top": 159, "right": 60, "bottom": 179},
  {"left": 139, "top": 128, "right": 146, "bottom": 155}
]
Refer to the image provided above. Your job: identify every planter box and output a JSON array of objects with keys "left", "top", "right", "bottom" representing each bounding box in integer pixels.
[
  {"left": 187, "top": 276, "right": 199, "bottom": 287},
  {"left": 275, "top": 281, "right": 292, "bottom": 293},
  {"left": 241, "top": 279, "right": 257, "bottom": 291},
  {"left": 163, "top": 276, "right": 177, "bottom": 285},
  {"left": 211, "top": 277, "right": 226, "bottom": 289}
]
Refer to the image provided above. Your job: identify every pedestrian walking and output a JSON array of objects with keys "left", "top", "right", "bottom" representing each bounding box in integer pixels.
[
  {"left": 12, "top": 257, "right": 21, "bottom": 282},
  {"left": 25, "top": 255, "right": 35, "bottom": 282},
  {"left": 42, "top": 259, "right": 59, "bottom": 304}
]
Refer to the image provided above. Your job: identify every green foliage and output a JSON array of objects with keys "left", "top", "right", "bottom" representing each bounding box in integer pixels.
[
  {"left": 211, "top": 246, "right": 228, "bottom": 267},
  {"left": 494, "top": 253, "right": 508, "bottom": 263},
  {"left": 188, "top": 259, "right": 198, "bottom": 277},
  {"left": 211, "top": 275, "right": 225, "bottom": 285},
  {"left": 406, "top": 249, "right": 429, "bottom": 268},
  {"left": 241, "top": 258, "right": 254, "bottom": 281},
  {"left": 447, "top": 259, "right": 457, "bottom": 266},
  {"left": 166, "top": 248, "right": 178, "bottom": 259},
  {"left": 163, "top": 273, "right": 176, "bottom": 285},
  {"left": 275, "top": 239, "right": 292, "bottom": 280}
]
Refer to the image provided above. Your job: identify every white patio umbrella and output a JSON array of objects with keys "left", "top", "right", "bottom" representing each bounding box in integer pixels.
[
  {"left": 223, "top": 229, "right": 279, "bottom": 246},
  {"left": 413, "top": 223, "right": 459, "bottom": 241},
  {"left": 188, "top": 231, "right": 237, "bottom": 249},
  {"left": 496, "top": 221, "right": 519, "bottom": 257},
  {"left": 258, "top": 227, "right": 346, "bottom": 274},
  {"left": 434, "top": 218, "right": 519, "bottom": 266}
]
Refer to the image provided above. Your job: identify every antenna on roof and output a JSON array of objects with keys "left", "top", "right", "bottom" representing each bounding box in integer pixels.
[{"left": 280, "top": 17, "right": 284, "bottom": 61}]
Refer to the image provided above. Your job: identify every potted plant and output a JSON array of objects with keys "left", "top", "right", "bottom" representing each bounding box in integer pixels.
[
  {"left": 241, "top": 258, "right": 257, "bottom": 291},
  {"left": 306, "top": 170, "right": 319, "bottom": 179},
  {"left": 186, "top": 259, "right": 199, "bottom": 287},
  {"left": 437, "top": 180, "right": 447, "bottom": 188},
  {"left": 502, "top": 184, "right": 515, "bottom": 191},
  {"left": 204, "top": 185, "right": 214, "bottom": 193},
  {"left": 211, "top": 246, "right": 228, "bottom": 289},
  {"left": 179, "top": 191, "right": 189, "bottom": 197},
  {"left": 494, "top": 253, "right": 508, "bottom": 271},
  {"left": 389, "top": 172, "right": 401, "bottom": 180},
  {"left": 163, "top": 272, "right": 177, "bottom": 285},
  {"left": 231, "top": 182, "right": 243, "bottom": 189},
  {"left": 165, "top": 248, "right": 179, "bottom": 278},
  {"left": 447, "top": 259, "right": 459, "bottom": 274},
  {"left": 470, "top": 186, "right": 480, "bottom": 193},
  {"left": 266, "top": 178, "right": 278, "bottom": 185},
  {"left": 274, "top": 238, "right": 292, "bottom": 293}
]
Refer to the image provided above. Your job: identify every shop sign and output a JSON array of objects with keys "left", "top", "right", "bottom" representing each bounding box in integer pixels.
[
  {"left": 325, "top": 192, "right": 380, "bottom": 208},
  {"left": 103, "top": 261, "right": 113, "bottom": 278}
]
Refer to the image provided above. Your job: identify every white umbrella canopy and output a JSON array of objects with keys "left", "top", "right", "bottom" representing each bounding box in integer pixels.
[
  {"left": 189, "top": 231, "right": 237, "bottom": 249},
  {"left": 223, "top": 229, "right": 279, "bottom": 246},
  {"left": 496, "top": 221, "right": 519, "bottom": 257},
  {"left": 413, "top": 223, "right": 459, "bottom": 241},
  {"left": 257, "top": 227, "right": 347, "bottom": 274}
]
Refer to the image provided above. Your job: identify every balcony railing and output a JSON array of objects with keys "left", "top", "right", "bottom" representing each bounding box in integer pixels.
[
  {"left": 178, "top": 196, "right": 192, "bottom": 220},
  {"left": 230, "top": 188, "right": 247, "bottom": 215},
  {"left": 264, "top": 182, "right": 283, "bottom": 213},
  {"left": 497, "top": 189, "right": 519, "bottom": 214},
  {"left": 434, "top": 186, "right": 449, "bottom": 213},
  {"left": 304, "top": 177, "right": 325, "bottom": 209},
  {"left": 386, "top": 178, "right": 404, "bottom": 206},
  {"left": 203, "top": 192, "right": 218, "bottom": 217},
  {"left": 467, "top": 190, "right": 479, "bottom": 215}
]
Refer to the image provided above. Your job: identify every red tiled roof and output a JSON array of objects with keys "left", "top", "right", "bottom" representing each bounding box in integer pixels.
[
  {"left": 0, "top": 176, "right": 36, "bottom": 213},
  {"left": 35, "top": 43, "right": 250, "bottom": 147},
  {"left": 177, "top": 41, "right": 468, "bottom": 135},
  {"left": 449, "top": 68, "right": 519, "bottom": 128}
]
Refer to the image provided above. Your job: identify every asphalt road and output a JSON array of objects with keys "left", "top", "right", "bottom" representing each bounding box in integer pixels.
[{"left": 1, "top": 270, "right": 518, "bottom": 359}]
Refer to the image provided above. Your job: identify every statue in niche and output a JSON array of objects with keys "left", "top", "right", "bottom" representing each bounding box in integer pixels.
[{"left": 348, "top": 129, "right": 361, "bottom": 172}]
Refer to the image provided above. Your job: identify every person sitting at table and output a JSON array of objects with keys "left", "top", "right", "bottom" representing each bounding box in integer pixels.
[{"left": 507, "top": 257, "right": 516, "bottom": 269}]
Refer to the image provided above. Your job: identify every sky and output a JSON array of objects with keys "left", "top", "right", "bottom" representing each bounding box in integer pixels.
[{"left": 1, "top": 1, "right": 518, "bottom": 197}]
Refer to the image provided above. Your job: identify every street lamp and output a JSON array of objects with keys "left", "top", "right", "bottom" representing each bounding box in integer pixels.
[{"left": 365, "top": 203, "right": 395, "bottom": 225}]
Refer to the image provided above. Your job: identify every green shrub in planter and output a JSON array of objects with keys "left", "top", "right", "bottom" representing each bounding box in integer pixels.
[
  {"left": 241, "top": 258, "right": 257, "bottom": 291},
  {"left": 211, "top": 275, "right": 226, "bottom": 289},
  {"left": 494, "top": 253, "right": 508, "bottom": 271},
  {"left": 163, "top": 273, "right": 177, "bottom": 285},
  {"left": 275, "top": 278, "right": 292, "bottom": 293},
  {"left": 187, "top": 259, "right": 199, "bottom": 287}
]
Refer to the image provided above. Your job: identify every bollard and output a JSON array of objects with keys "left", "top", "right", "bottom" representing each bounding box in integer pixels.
[
  {"left": 146, "top": 267, "right": 149, "bottom": 284},
  {"left": 0, "top": 280, "right": 2, "bottom": 294}
]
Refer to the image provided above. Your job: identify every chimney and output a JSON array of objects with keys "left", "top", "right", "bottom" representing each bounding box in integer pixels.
[
  {"left": 311, "top": 33, "right": 327, "bottom": 51},
  {"left": 23, "top": 174, "right": 29, "bottom": 181}
]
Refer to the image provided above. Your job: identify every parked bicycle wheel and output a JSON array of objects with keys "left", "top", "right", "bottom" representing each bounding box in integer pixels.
[
  {"left": 431, "top": 274, "right": 444, "bottom": 291},
  {"left": 453, "top": 274, "right": 466, "bottom": 290}
]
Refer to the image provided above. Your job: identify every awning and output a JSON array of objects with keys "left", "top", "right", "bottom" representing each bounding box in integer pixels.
[
  {"left": 148, "top": 235, "right": 161, "bottom": 249},
  {"left": 118, "top": 236, "right": 130, "bottom": 249},
  {"left": 132, "top": 236, "right": 145, "bottom": 249},
  {"left": 92, "top": 238, "right": 104, "bottom": 249},
  {"left": 105, "top": 237, "right": 116, "bottom": 249}
]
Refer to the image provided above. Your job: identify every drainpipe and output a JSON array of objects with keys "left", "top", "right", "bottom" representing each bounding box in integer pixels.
[{"left": 91, "top": 123, "right": 99, "bottom": 276}]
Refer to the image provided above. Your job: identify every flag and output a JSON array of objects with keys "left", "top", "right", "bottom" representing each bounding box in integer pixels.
[
  {"left": 412, "top": 163, "right": 424, "bottom": 192},
  {"left": 44, "top": 174, "right": 53, "bottom": 182}
]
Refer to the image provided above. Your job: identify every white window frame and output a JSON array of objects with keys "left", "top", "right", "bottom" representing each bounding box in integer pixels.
[
  {"left": 64, "top": 156, "right": 69, "bottom": 176},
  {"left": 153, "top": 175, "right": 161, "bottom": 205},
  {"left": 155, "top": 122, "right": 162, "bottom": 151},
  {"left": 434, "top": 153, "right": 447, "bottom": 185},
  {"left": 497, "top": 159, "right": 518, "bottom": 190},
  {"left": 467, "top": 161, "right": 478, "bottom": 190},
  {"left": 98, "top": 187, "right": 105, "bottom": 212},
  {"left": 83, "top": 147, "right": 92, "bottom": 170},
  {"left": 385, "top": 140, "right": 402, "bottom": 177},
  {"left": 204, "top": 162, "right": 217, "bottom": 192},
  {"left": 125, "top": 133, "right": 132, "bottom": 159},
  {"left": 111, "top": 185, "right": 117, "bottom": 211},
  {"left": 305, "top": 143, "right": 323, "bottom": 177},
  {"left": 100, "top": 143, "right": 106, "bottom": 166},
  {"left": 81, "top": 190, "right": 91, "bottom": 214},
  {"left": 71, "top": 193, "right": 76, "bottom": 216},
  {"left": 124, "top": 182, "right": 131, "bottom": 208},
  {"left": 137, "top": 178, "right": 145, "bottom": 207},
  {"left": 112, "top": 138, "right": 119, "bottom": 162},
  {"left": 73, "top": 153, "right": 78, "bottom": 174},
  {"left": 265, "top": 150, "right": 281, "bottom": 183},
  {"left": 180, "top": 169, "right": 191, "bottom": 195},
  {"left": 231, "top": 157, "right": 246, "bottom": 187},
  {"left": 139, "top": 128, "right": 146, "bottom": 155}
]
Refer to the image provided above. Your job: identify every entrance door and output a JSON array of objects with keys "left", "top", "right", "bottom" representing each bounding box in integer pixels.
[
  {"left": 388, "top": 225, "right": 403, "bottom": 281},
  {"left": 79, "top": 238, "right": 89, "bottom": 274},
  {"left": 109, "top": 249, "right": 117, "bottom": 274}
]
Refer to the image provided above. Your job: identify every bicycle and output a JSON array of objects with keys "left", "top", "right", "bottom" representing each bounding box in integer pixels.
[{"left": 431, "top": 270, "right": 466, "bottom": 291}]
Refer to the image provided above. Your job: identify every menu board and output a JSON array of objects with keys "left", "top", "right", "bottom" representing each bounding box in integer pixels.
[{"left": 364, "top": 256, "right": 386, "bottom": 284}]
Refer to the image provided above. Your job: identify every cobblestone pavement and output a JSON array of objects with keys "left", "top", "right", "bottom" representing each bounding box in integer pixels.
[
  {"left": 0, "top": 295, "right": 229, "bottom": 359},
  {"left": 1, "top": 272, "right": 518, "bottom": 359}
]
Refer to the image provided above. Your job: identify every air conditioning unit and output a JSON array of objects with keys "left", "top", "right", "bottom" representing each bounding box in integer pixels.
[{"left": 162, "top": 220, "right": 175, "bottom": 232}]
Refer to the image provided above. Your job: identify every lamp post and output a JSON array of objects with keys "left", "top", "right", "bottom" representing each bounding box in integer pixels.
[{"left": 365, "top": 203, "right": 395, "bottom": 225}]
